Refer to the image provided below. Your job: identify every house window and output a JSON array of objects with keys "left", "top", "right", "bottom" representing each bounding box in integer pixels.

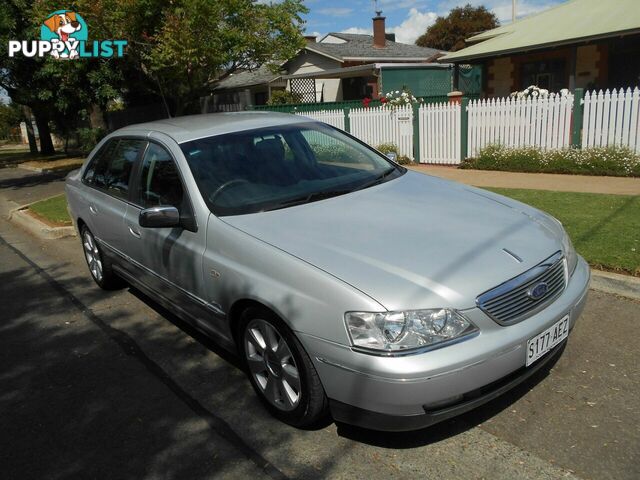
[{"left": 521, "top": 59, "right": 567, "bottom": 91}]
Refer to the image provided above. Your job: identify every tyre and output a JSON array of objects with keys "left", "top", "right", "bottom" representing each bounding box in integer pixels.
[
  {"left": 80, "top": 226, "right": 124, "bottom": 290},
  {"left": 240, "top": 307, "right": 329, "bottom": 428}
]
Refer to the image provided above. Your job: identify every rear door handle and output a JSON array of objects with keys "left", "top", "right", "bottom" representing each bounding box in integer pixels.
[
  {"left": 128, "top": 226, "right": 141, "bottom": 238},
  {"left": 89, "top": 205, "right": 98, "bottom": 215}
]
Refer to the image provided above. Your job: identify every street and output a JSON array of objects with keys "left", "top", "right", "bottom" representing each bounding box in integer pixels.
[{"left": 0, "top": 172, "right": 638, "bottom": 480}]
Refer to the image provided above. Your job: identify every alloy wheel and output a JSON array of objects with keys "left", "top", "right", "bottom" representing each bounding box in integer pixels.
[
  {"left": 244, "top": 318, "right": 301, "bottom": 411},
  {"left": 83, "top": 230, "right": 103, "bottom": 282}
]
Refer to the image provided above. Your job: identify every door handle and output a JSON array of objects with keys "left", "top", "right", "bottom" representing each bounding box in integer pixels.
[
  {"left": 89, "top": 205, "right": 98, "bottom": 215},
  {"left": 128, "top": 226, "right": 141, "bottom": 238}
]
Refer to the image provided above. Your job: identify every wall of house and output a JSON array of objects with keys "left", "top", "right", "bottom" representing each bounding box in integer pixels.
[
  {"left": 285, "top": 51, "right": 342, "bottom": 101},
  {"left": 575, "top": 44, "right": 600, "bottom": 89},
  {"left": 487, "top": 57, "right": 514, "bottom": 97}
]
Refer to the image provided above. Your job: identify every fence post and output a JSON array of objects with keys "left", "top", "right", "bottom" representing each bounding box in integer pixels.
[
  {"left": 412, "top": 103, "right": 420, "bottom": 163},
  {"left": 343, "top": 108, "right": 351, "bottom": 133},
  {"left": 571, "top": 88, "right": 584, "bottom": 148},
  {"left": 460, "top": 97, "right": 469, "bottom": 161}
]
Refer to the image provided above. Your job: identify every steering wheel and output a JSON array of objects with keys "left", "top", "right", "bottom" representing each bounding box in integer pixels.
[{"left": 209, "top": 178, "right": 251, "bottom": 203}]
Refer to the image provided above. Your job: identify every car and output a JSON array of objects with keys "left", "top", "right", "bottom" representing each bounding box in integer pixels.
[{"left": 65, "top": 112, "right": 590, "bottom": 431}]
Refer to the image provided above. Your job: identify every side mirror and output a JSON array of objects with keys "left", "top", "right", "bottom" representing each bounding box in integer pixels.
[
  {"left": 385, "top": 152, "right": 398, "bottom": 162},
  {"left": 139, "top": 206, "right": 181, "bottom": 228}
]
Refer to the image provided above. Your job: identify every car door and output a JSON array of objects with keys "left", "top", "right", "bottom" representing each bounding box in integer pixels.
[
  {"left": 81, "top": 137, "right": 147, "bottom": 260},
  {"left": 123, "top": 141, "right": 225, "bottom": 336}
]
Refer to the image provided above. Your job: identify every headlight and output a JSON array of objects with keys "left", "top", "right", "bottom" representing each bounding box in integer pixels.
[
  {"left": 345, "top": 309, "right": 478, "bottom": 354},
  {"left": 561, "top": 230, "right": 578, "bottom": 276}
]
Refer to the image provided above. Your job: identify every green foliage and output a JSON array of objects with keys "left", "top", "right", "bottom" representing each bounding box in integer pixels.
[
  {"left": 375, "top": 143, "right": 412, "bottom": 164},
  {"left": 77, "top": 128, "right": 107, "bottom": 154},
  {"left": 488, "top": 188, "right": 640, "bottom": 276},
  {"left": 267, "top": 90, "right": 303, "bottom": 105},
  {"left": 462, "top": 145, "right": 640, "bottom": 177},
  {"left": 415, "top": 4, "right": 498, "bottom": 51},
  {"left": 0, "top": 102, "right": 23, "bottom": 137}
]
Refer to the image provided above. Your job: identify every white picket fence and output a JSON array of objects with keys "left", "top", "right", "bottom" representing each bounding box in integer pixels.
[
  {"left": 582, "top": 88, "right": 640, "bottom": 152},
  {"left": 283, "top": 87, "right": 640, "bottom": 163},
  {"left": 349, "top": 105, "right": 414, "bottom": 159},
  {"left": 295, "top": 109, "right": 345, "bottom": 130},
  {"left": 418, "top": 102, "right": 460, "bottom": 164},
  {"left": 467, "top": 94, "right": 574, "bottom": 158}
]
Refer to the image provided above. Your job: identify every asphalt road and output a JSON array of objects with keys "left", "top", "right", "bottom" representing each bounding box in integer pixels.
[{"left": 0, "top": 171, "right": 638, "bottom": 479}]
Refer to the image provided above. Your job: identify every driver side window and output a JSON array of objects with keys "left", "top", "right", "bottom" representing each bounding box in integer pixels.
[{"left": 137, "top": 143, "right": 185, "bottom": 209}]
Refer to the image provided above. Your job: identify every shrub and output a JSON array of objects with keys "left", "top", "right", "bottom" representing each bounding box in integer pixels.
[
  {"left": 77, "top": 128, "right": 107, "bottom": 155},
  {"left": 462, "top": 144, "right": 640, "bottom": 177},
  {"left": 267, "top": 90, "right": 303, "bottom": 105},
  {"left": 376, "top": 143, "right": 413, "bottom": 165}
]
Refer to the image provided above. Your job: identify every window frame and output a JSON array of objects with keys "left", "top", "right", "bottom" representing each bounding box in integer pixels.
[
  {"left": 128, "top": 139, "right": 198, "bottom": 232},
  {"left": 81, "top": 136, "right": 148, "bottom": 203}
]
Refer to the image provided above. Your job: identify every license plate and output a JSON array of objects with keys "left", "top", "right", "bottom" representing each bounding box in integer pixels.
[{"left": 526, "top": 315, "right": 570, "bottom": 367}]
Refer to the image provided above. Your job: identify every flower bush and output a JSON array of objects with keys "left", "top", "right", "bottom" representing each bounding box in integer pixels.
[
  {"left": 375, "top": 143, "right": 413, "bottom": 165},
  {"left": 509, "top": 85, "right": 570, "bottom": 100},
  {"left": 381, "top": 88, "right": 419, "bottom": 108},
  {"left": 461, "top": 144, "right": 640, "bottom": 177}
]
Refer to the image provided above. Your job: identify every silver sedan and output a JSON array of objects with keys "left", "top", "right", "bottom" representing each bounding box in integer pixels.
[{"left": 65, "top": 112, "right": 590, "bottom": 431}]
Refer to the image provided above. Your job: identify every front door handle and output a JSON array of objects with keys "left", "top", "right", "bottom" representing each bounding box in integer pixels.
[
  {"left": 128, "top": 226, "right": 141, "bottom": 238},
  {"left": 89, "top": 205, "right": 98, "bottom": 215}
]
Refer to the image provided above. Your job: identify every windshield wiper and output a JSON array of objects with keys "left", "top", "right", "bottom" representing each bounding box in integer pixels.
[
  {"left": 264, "top": 189, "right": 352, "bottom": 211},
  {"left": 354, "top": 167, "right": 396, "bottom": 191}
]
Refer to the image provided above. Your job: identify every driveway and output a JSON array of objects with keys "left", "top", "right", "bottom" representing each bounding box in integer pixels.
[{"left": 0, "top": 181, "right": 638, "bottom": 479}]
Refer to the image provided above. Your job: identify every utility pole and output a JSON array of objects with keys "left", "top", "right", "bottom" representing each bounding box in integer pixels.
[{"left": 512, "top": 0, "right": 517, "bottom": 22}]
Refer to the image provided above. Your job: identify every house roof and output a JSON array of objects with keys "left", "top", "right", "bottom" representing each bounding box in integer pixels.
[
  {"left": 306, "top": 33, "right": 445, "bottom": 62},
  {"left": 214, "top": 65, "right": 282, "bottom": 91},
  {"left": 440, "top": 0, "right": 640, "bottom": 62}
]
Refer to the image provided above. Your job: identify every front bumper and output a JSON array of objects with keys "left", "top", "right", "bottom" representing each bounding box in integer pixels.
[{"left": 301, "top": 256, "right": 590, "bottom": 431}]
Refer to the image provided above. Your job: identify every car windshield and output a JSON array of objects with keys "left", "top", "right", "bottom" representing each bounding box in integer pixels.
[{"left": 180, "top": 122, "right": 405, "bottom": 216}]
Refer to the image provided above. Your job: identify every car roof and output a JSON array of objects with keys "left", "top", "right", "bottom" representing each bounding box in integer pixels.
[{"left": 114, "top": 111, "right": 316, "bottom": 144}]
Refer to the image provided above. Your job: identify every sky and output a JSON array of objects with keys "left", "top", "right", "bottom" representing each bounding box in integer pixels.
[{"left": 303, "top": 0, "right": 566, "bottom": 45}]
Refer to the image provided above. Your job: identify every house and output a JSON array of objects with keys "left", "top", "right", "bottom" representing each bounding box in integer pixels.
[
  {"left": 206, "top": 12, "right": 449, "bottom": 109},
  {"left": 440, "top": 0, "right": 640, "bottom": 97}
]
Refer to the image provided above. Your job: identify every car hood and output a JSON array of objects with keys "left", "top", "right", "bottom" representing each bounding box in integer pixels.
[{"left": 222, "top": 171, "right": 564, "bottom": 311}]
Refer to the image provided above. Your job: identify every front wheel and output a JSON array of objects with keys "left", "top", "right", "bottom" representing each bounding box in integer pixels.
[{"left": 240, "top": 307, "right": 329, "bottom": 428}]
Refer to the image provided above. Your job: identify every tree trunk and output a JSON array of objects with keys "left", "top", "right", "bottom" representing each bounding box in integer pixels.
[
  {"left": 88, "top": 103, "right": 107, "bottom": 130},
  {"left": 21, "top": 106, "right": 38, "bottom": 154},
  {"left": 32, "top": 110, "right": 55, "bottom": 155}
]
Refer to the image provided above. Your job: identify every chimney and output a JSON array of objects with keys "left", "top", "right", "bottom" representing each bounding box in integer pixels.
[
  {"left": 372, "top": 11, "right": 386, "bottom": 48},
  {"left": 304, "top": 35, "right": 316, "bottom": 43}
]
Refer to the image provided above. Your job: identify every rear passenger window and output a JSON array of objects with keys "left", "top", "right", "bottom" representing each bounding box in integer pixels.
[
  {"left": 83, "top": 138, "right": 146, "bottom": 200},
  {"left": 137, "top": 143, "right": 185, "bottom": 209}
]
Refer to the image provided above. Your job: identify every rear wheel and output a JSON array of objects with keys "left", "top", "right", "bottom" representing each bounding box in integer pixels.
[
  {"left": 81, "top": 226, "right": 123, "bottom": 290},
  {"left": 240, "top": 307, "right": 329, "bottom": 428}
]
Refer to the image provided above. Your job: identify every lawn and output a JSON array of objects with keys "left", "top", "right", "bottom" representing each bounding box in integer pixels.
[
  {"left": 487, "top": 188, "right": 640, "bottom": 276},
  {"left": 28, "top": 194, "right": 71, "bottom": 226}
]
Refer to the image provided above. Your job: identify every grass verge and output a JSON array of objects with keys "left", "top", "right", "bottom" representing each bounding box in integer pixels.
[
  {"left": 28, "top": 194, "right": 71, "bottom": 226},
  {"left": 487, "top": 188, "right": 640, "bottom": 276}
]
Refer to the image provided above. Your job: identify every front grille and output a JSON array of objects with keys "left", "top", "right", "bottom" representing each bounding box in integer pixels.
[{"left": 477, "top": 251, "right": 566, "bottom": 325}]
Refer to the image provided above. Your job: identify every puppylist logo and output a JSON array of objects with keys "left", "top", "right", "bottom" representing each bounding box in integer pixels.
[{"left": 8, "top": 10, "right": 127, "bottom": 59}]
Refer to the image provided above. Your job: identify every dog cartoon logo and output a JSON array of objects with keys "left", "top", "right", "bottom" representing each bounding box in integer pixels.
[{"left": 41, "top": 10, "right": 88, "bottom": 59}]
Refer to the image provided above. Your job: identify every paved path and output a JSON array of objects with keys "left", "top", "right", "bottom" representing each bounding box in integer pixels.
[{"left": 409, "top": 165, "right": 640, "bottom": 195}]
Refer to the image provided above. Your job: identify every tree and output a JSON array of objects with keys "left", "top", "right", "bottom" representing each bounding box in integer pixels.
[
  {"left": 82, "top": 0, "right": 308, "bottom": 115},
  {"left": 415, "top": 4, "right": 498, "bottom": 52}
]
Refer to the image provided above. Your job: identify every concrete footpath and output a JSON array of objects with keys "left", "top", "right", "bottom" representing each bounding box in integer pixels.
[{"left": 409, "top": 165, "right": 640, "bottom": 196}]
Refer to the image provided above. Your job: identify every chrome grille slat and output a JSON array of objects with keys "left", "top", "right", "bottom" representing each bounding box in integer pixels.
[
  {"left": 476, "top": 251, "right": 566, "bottom": 325},
  {"left": 485, "top": 270, "right": 564, "bottom": 308}
]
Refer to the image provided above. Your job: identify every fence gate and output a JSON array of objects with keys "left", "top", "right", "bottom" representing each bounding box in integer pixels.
[
  {"left": 348, "top": 105, "right": 414, "bottom": 159},
  {"left": 419, "top": 102, "right": 460, "bottom": 164}
]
